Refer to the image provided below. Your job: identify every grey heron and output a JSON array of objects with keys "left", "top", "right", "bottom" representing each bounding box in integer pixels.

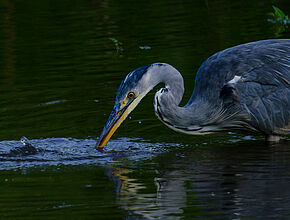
[{"left": 97, "top": 39, "right": 290, "bottom": 150}]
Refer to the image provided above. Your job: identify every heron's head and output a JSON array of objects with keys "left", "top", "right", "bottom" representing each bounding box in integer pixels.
[{"left": 96, "top": 64, "right": 157, "bottom": 150}]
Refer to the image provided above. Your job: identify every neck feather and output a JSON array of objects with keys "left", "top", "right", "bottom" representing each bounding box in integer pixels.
[
  {"left": 148, "top": 64, "right": 218, "bottom": 133},
  {"left": 141, "top": 63, "right": 249, "bottom": 135}
]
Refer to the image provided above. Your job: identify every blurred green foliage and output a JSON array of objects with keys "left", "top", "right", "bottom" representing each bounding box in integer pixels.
[
  {"left": 109, "top": 37, "right": 124, "bottom": 55},
  {"left": 267, "top": 6, "right": 289, "bottom": 36}
]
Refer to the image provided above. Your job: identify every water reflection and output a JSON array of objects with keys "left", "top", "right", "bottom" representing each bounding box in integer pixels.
[
  {"left": 109, "top": 140, "right": 290, "bottom": 219},
  {"left": 0, "top": 136, "right": 289, "bottom": 219},
  {"left": 2, "top": 0, "right": 16, "bottom": 86}
]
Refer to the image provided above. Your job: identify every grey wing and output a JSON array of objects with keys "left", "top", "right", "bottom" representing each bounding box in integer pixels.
[
  {"left": 190, "top": 40, "right": 289, "bottom": 101},
  {"left": 233, "top": 42, "right": 290, "bottom": 135},
  {"left": 191, "top": 39, "right": 290, "bottom": 135}
]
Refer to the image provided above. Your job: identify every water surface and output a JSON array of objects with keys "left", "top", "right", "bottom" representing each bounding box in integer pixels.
[{"left": 0, "top": 0, "right": 289, "bottom": 219}]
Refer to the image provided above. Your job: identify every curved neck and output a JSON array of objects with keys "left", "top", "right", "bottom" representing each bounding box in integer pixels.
[
  {"left": 139, "top": 63, "right": 184, "bottom": 104},
  {"left": 147, "top": 64, "right": 215, "bottom": 131},
  {"left": 142, "top": 64, "right": 193, "bottom": 128}
]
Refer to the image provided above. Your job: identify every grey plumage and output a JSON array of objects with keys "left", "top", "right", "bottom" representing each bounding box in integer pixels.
[
  {"left": 182, "top": 39, "right": 290, "bottom": 136},
  {"left": 97, "top": 39, "right": 290, "bottom": 150}
]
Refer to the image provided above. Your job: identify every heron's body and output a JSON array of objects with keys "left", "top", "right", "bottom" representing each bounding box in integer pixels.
[{"left": 97, "top": 39, "right": 290, "bottom": 150}]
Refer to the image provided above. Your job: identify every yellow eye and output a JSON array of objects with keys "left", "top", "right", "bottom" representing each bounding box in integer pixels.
[{"left": 127, "top": 92, "right": 135, "bottom": 99}]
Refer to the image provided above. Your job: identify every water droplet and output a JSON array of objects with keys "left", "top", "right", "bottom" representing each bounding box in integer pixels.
[
  {"left": 21, "top": 136, "right": 31, "bottom": 146},
  {"left": 37, "top": 100, "right": 66, "bottom": 106},
  {"left": 139, "top": 46, "right": 151, "bottom": 50}
]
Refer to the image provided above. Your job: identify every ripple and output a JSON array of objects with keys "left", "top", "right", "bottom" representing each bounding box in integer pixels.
[{"left": 0, "top": 137, "right": 176, "bottom": 170}]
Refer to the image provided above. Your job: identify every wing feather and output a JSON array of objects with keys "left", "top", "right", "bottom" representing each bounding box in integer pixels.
[{"left": 190, "top": 39, "right": 290, "bottom": 135}]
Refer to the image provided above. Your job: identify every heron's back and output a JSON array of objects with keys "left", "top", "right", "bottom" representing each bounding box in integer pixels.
[{"left": 190, "top": 39, "right": 290, "bottom": 135}]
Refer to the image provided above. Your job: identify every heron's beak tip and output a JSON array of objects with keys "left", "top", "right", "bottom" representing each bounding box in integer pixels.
[
  {"left": 96, "top": 102, "right": 131, "bottom": 151},
  {"left": 95, "top": 139, "right": 104, "bottom": 150}
]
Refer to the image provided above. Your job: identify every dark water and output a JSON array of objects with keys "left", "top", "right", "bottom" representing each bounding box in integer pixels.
[{"left": 0, "top": 0, "right": 289, "bottom": 219}]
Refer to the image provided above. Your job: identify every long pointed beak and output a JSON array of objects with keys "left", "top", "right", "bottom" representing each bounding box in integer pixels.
[{"left": 96, "top": 102, "right": 132, "bottom": 150}]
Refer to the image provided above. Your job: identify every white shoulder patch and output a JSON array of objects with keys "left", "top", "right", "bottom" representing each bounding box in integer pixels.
[{"left": 228, "top": 75, "right": 241, "bottom": 84}]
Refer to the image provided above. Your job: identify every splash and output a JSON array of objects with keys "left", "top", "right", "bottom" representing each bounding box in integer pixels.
[{"left": 0, "top": 137, "right": 175, "bottom": 170}]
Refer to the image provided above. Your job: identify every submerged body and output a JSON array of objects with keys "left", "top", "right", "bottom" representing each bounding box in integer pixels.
[{"left": 97, "top": 39, "right": 290, "bottom": 150}]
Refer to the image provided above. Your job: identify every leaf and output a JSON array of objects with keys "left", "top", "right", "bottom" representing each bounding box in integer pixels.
[{"left": 272, "top": 6, "right": 285, "bottom": 18}]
